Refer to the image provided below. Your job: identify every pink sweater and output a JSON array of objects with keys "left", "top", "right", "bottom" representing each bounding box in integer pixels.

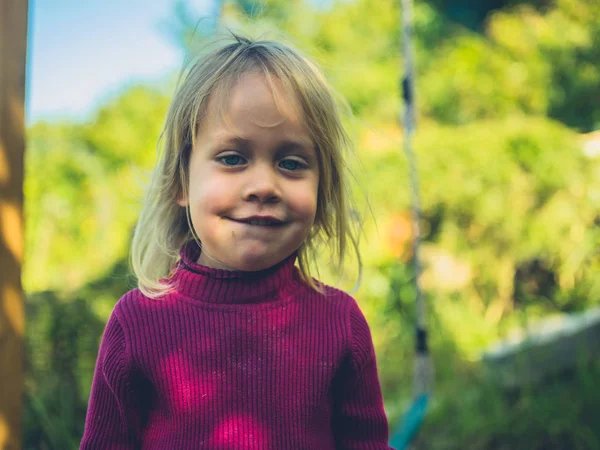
[{"left": 81, "top": 241, "right": 393, "bottom": 449}]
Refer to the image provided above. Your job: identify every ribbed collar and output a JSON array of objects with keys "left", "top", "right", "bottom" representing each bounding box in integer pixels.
[{"left": 171, "top": 240, "right": 300, "bottom": 305}]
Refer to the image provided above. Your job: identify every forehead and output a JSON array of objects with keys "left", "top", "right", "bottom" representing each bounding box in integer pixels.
[{"left": 201, "top": 71, "right": 307, "bottom": 136}]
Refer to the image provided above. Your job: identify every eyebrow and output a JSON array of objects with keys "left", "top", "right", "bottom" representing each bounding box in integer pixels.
[{"left": 215, "top": 136, "right": 315, "bottom": 155}]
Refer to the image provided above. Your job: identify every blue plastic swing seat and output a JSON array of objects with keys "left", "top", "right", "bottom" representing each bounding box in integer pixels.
[{"left": 389, "top": 394, "right": 429, "bottom": 449}]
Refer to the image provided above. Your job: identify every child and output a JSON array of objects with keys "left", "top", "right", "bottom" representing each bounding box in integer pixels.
[{"left": 81, "top": 33, "right": 393, "bottom": 449}]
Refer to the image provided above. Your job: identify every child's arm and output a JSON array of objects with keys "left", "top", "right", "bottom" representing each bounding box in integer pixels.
[
  {"left": 80, "top": 308, "right": 147, "bottom": 449},
  {"left": 331, "top": 298, "right": 395, "bottom": 449}
]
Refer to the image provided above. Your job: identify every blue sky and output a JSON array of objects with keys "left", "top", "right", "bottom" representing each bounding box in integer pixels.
[{"left": 26, "top": 0, "right": 214, "bottom": 123}]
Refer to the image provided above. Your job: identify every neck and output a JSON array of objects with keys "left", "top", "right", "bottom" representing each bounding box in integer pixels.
[{"left": 170, "top": 240, "right": 300, "bottom": 305}]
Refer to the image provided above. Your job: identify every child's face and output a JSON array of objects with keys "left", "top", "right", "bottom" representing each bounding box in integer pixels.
[{"left": 179, "top": 71, "right": 319, "bottom": 271}]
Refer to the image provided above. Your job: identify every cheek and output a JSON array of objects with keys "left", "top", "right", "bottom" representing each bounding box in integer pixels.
[
  {"left": 192, "top": 177, "right": 236, "bottom": 214},
  {"left": 292, "top": 182, "right": 319, "bottom": 223}
]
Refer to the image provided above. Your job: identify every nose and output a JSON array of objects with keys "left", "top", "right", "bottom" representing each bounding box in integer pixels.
[{"left": 241, "top": 163, "right": 282, "bottom": 204}]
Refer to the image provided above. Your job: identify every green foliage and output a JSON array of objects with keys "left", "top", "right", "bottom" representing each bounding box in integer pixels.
[
  {"left": 23, "top": 292, "right": 105, "bottom": 450},
  {"left": 488, "top": 0, "right": 600, "bottom": 131},
  {"left": 418, "top": 34, "right": 550, "bottom": 123},
  {"left": 223, "top": 0, "right": 600, "bottom": 132},
  {"left": 24, "top": 86, "right": 170, "bottom": 292},
  {"left": 81, "top": 86, "right": 170, "bottom": 169},
  {"left": 411, "top": 360, "right": 600, "bottom": 450},
  {"left": 23, "top": 257, "right": 133, "bottom": 450},
  {"left": 360, "top": 117, "right": 598, "bottom": 352}
]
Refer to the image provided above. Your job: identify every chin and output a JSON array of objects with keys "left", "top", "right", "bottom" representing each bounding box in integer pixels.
[
  {"left": 234, "top": 257, "right": 276, "bottom": 272},
  {"left": 232, "top": 250, "right": 289, "bottom": 272}
]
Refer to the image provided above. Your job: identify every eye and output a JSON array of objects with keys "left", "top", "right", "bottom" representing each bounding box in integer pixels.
[
  {"left": 217, "top": 154, "right": 246, "bottom": 166},
  {"left": 279, "top": 158, "right": 306, "bottom": 171}
]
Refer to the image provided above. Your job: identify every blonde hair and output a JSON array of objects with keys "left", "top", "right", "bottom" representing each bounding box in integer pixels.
[{"left": 131, "top": 32, "right": 361, "bottom": 299}]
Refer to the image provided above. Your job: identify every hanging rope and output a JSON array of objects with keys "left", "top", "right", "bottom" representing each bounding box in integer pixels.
[{"left": 390, "top": 0, "right": 433, "bottom": 447}]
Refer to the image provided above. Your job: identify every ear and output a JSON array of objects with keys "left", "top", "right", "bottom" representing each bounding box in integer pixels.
[{"left": 176, "top": 191, "right": 189, "bottom": 207}]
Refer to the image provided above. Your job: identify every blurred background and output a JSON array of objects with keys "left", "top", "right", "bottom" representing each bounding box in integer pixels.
[{"left": 16, "top": 0, "right": 600, "bottom": 448}]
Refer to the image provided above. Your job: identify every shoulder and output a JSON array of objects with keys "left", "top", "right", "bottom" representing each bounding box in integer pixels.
[
  {"left": 317, "top": 283, "right": 367, "bottom": 322},
  {"left": 110, "top": 288, "right": 143, "bottom": 324},
  {"left": 317, "top": 284, "right": 375, "bottom": 371},
  {"left": 110, "top": 287, "right": 174, "bottom": 321},
  {"left": 102, "top": 288, "right": 163, "bottom": 364},
  {"left": 295, "top": 280, "right": 360, "bottom": 317},
  {"left": 305, "top": 281, "right": 373, "bottom": 336},
  {"left": 96, "top": 290, "right": 151, "bottom": 379},
  {"left": 99, "top": 289, "right": 139, "bottom": 347},
  {"left": 107, "top": 288, "right": 165, "bottom": 342}
]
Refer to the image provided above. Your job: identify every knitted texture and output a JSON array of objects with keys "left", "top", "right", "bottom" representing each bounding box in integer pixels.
[{"left": 81, "top": 242, "right": 393, "bottom": 449}]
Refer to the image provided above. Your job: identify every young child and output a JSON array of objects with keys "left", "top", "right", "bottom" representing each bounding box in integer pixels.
[{"left": 81, "top": 33, "right": 393, "bottom": 449}]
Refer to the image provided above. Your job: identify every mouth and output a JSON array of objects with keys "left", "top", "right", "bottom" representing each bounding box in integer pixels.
[{"left": 227, "top": 217, "right": 287, "bottom": 227}]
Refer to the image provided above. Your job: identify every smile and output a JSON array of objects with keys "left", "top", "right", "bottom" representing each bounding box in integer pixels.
[{"left": 228, "top": 218, "right": 287, "bottom": 227}]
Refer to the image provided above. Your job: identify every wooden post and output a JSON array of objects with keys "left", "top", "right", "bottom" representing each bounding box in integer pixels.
[{"left": 0, "top": 0, "right": 28, "bottom": 449}]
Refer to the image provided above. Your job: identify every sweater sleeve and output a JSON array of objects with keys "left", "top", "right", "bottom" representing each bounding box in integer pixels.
[
  {"left": 80, "top": 307, "right": 146, "bottom": 450},
  {"left": 331, "top": 298, "right": 394, "bottom": 449}
]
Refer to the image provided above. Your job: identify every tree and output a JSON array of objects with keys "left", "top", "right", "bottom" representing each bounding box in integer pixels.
[{"left": 0, "top": 1, "right": 28, "bottom": 449}]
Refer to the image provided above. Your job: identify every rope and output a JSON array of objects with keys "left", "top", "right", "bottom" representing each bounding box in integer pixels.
[
  {"left": 390, "top": 2, "right": 433, "bottom": 448},
  {"left": 400, "top": 0, "right": 432, "bottom": 399}
]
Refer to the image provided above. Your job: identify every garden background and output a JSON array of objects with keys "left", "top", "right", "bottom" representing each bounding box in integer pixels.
[{"left": 22, "top": 0, "right": 600, "bottom": 448}]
